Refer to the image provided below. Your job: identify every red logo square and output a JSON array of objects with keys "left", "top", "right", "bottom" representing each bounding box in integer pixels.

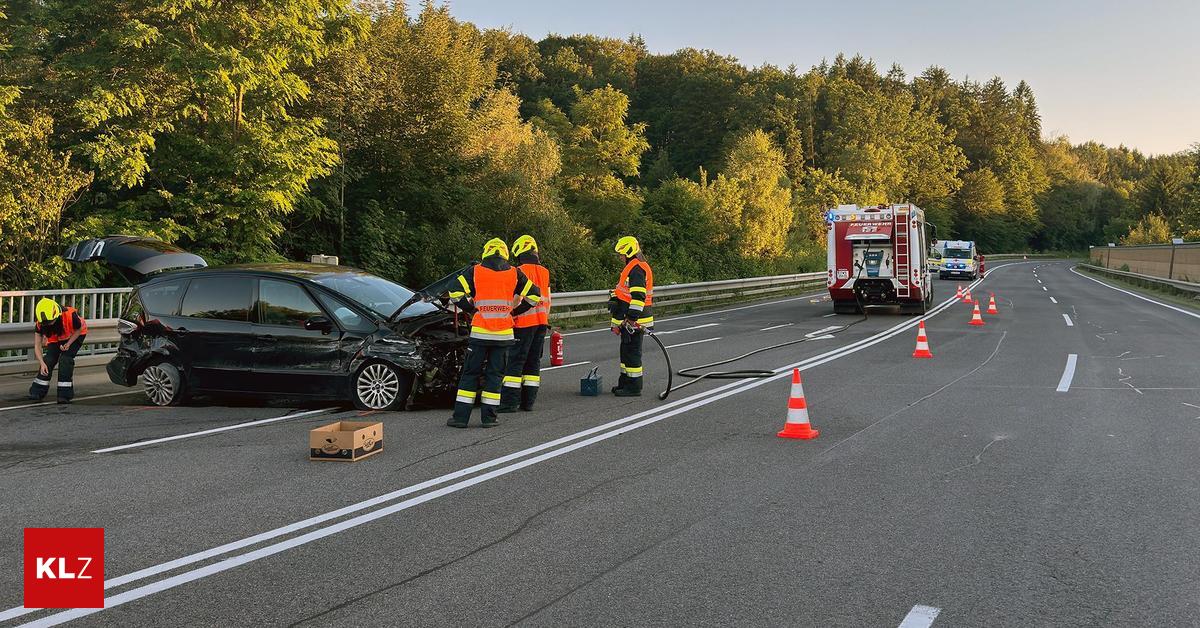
[{"left": 23, "top": 528, "right": 104, "bottom": 609}]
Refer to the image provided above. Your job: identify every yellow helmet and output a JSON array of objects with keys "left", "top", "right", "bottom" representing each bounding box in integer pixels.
[
  {"left": 35, "top": 298, "right": 62, "bottom": 323},
  {"left": 512, "top": 234, "right": 538, "bottom": 257},
  {"left": 482, "top": 237, "right": 509, "bottom": 260},
  {"left": 614, "top": 235, "right": 640, "bottom": 257}
]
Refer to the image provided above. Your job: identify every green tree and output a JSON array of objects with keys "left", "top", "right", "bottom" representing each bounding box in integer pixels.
[
  {"left": 1121, "top": 214, "right": 1172, "bottom": 245},
  {"left": 716, "top": 130, "right": 793, "bottom": 257}
]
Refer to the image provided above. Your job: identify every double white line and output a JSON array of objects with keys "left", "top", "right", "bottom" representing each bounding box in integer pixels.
[{"left": 7, "top": 271, "right": 1005, "bottom": 627}]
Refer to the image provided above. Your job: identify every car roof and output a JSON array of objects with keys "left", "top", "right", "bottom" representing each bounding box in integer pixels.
[{"left": 141, "top": 262, "right": 373, "bottom": 285}]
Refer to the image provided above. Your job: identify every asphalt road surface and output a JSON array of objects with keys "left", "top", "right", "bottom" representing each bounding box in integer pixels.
[{"left": 2, "top": 260, "right": 1199, "bottom": 627}]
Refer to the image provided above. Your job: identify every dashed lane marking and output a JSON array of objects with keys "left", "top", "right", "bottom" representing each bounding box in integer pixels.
[
  {"left": 91, "top": 408, "right": 336, "bottom": 454},
  {"left": 664, "top": 337, "right": 722, "bottom": 349},
  {"left": 1056, "top": 354, "right": 1079, "bottom": 392},
  {"left": 562, "top": 293, "right": 823, "bottom": 336},
  {"left": 1062, "top": 313, "right": 1073, "bottom": 327},
  {"left": 805, "top": 325, "right": 842, "bottom": 338},
  {"left": 655, "top": 323, "right": 718, "bottom": 335},
  {"left": 1049, "top": 297, "right": 1057, "bottom": 304},
  {"left": 898, "top": 605, "right": 941, "bottom": 628},
  {"left": 542, "top": 361, "right": 589, "bottom": 371},
  {"left": 759, "top": 323, "right": 794, "bottom": 331}
]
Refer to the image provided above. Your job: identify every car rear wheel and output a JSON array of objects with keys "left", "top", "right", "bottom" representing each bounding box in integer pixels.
[
  {"left": 142, "top": 362, "right": 187, "bottom": 406},
  {"left": 353, "top": 362, "right": 412, "bottom": 411}
]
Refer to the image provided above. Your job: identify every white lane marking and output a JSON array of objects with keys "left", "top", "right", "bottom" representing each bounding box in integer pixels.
[
  {"left": 1037, "top": 279, "right": 1042, "bottom": 284},
  {"left": 1056, "top": 354, "right": 1079, "bottom": 392},
  {"left": 13, "top": 267, "right": 1028, "bottom": 625},
  {"left": 898, "top": 604, "right": 941, "bottom": 628},
  {"left": 759, "top": 322, "right": 794, "bottom": 331},
  {"left": 655, "top": 323, "right": 718, "bottom": 335},
  {"left": 541, "top": 361, "right": 590, "bottom": 371},
  {"left": 1184, "top": 403, "right": 1200, "bottom": 410},
  {"left": 1049, "top": 297, "right": 1058, "bottom": 304},
  {"left": 562, "top": 293, "right": 822, "bottom": 336},
  {"left": 822, "top": 313, "right": 838, "bottom": 318},
  {"left": 0, "top": 390, "right": 141, "bottom": 413},
  {"left": 664, "top": 337, "right": 722, "bottom": 349},
  {"left": 1042, "top": 286, "right": 1048, "bottom": 291},
  {"left": 91, "top": 408, "right": 335, "bottom": 454},
  {"left": 1070, "top": 267, "right": 1200, "bottom": 321},
  {"left": 1062, "top": 313, "right": 1073, "bottom": 327},
  {"left": 805, "top": 325, "right": 841, "bottom": 338}
]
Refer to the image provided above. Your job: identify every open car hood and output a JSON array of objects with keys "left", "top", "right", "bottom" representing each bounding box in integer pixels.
[{"left": 64, "top": 236, "right": 207, "bottom": 284}]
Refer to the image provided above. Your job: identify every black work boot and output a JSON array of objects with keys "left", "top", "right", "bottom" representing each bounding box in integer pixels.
[
  {"left": 497, "top": 387, "right": 521, "bottom": 413},
  {"left": 519, "top": 385, "right": 538, "bottom": 411},
  {"left": 481, "top": 415, "right": 499, "bottom": 428},
  {"left": 613, "top": 377, "right": 643, "bottom": 397},
  {"left": 611, "top": 374, "right": 630, "bottom": 394},
  {"left": 446, "top": 417, "right": 469, "bottom": 428}
]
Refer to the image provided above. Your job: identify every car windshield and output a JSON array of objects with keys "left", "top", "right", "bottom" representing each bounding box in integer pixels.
[
  {"left": 311, "top": 272, "right": 436, "bottom": 318},
  {"left": 945, "top": 248, "right": 972, "bottom": 259}
]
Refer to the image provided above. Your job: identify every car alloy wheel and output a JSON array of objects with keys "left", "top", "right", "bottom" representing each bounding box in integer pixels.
[
  {"left": 142, "top": 363, "right": 181, "bottom": 406},
  {"left": 356, "top": 362, "right": 401, "bottom": 410}
]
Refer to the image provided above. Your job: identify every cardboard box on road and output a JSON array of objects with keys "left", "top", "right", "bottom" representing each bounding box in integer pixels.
[{"left": 309, "top": 421, "right": 383, "bottom": 462}]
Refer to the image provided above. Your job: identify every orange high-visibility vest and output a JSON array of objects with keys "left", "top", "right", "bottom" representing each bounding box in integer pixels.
[
  {"left": 470, "top": 266, "right": 518, "bottom": 341},
  {"left": 39, "top": 307, "right": 88, "bottom": 344},
  {"left": 614, "top": 259, "right": 653, "bottom": 307},
  {"left": 514, "top": 263, "right": 550, "bottom": 328}
]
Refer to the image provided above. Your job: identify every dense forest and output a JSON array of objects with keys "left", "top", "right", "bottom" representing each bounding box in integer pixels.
[{"left": 2, "top": 1, "right": 1199, "bottom": 291}]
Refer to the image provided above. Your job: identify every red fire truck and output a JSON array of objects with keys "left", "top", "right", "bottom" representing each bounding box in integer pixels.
[{"left": 825, "top": 203, "right": 934, "bottom": 314}]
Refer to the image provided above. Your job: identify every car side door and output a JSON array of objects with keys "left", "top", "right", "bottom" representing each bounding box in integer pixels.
[
  {"left": 252, "top": 278, "right": 345, "bottom": 396},
  {"left": 176, "top": 276, "right": 257, "bottom": 392}
]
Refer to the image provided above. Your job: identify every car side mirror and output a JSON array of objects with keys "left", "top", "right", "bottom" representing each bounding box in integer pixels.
[{"left": 305, "top": 315, "right": 334, "bottom": 334}]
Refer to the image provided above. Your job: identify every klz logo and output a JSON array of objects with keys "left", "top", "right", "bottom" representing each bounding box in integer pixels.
[{"left": 24, "top": 528, "right": 104, "bottom": 608}]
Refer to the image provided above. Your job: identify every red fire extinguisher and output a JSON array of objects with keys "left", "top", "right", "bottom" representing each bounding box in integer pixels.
[{"left": 549, "top": 328, "right": 564, "bottom": 366}]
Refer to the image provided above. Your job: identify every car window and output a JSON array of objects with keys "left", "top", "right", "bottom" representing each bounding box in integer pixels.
[
  {"left": 138, "top": 280, "right": 186, "bottom": 316},
  {"left": 315, "top": 291, "right": 372, "bottom": 331},
  {"left": 180, "top": 277, "right": 252, "bottom": 321},
  {"left": 259, "top": 279, "right": 324, "bottom": 327}
]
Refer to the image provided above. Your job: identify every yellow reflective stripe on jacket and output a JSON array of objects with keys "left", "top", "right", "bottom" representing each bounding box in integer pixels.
[
  {"left": 470, "top": 326, "right": 514, "bottom": 341},
  {"left": 629, "top": 286, "right": 647, "bottom": 295},
  {"left": 455, "top": 389, "right": 477, "bottom": 404},
  {"left": 458, "top": 275, "right": 471, "bottom": 295},
  {"left": 502, "top": 375, "right": 522, "bottom": 388},
  {"left": 522, "top": 375, "right": 541, "bottom": 386},
  {"left": 480, "top": 391, "right": 502, "bottom": 405}
]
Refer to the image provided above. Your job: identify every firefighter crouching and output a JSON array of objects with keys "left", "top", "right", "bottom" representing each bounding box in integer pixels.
[
  {"left": 447, "top": 238, "right": 542, "bottom": 428},
  {"left": 30, "top": 298, "right": 89, "bottom": 404},
  {"left": 499, "top": 235, "right": 551, "bottom": 413},
  {"left": 609, "top": 236, "right": 653, "bottom": 397}
]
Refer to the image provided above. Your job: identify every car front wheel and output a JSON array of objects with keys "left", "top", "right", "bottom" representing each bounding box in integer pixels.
[
  {"left": 142, "top": 361, "right": 187, "bottom": 406},
  {"left": 353, "top": 361, "right": 412, "bottom": 411}
]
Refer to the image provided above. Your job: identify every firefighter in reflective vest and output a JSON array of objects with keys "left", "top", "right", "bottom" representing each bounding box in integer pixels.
[
  {"left": 446, "top": 238, "right": 542, "bottom": 428},
  {"left": 30, "top": 298, "right": 89, "bottom": 403},
  {"left": 499, "top": 235, "right": 551, "bottom": 413},
  {"left": 609, "top": 236, "right": 653, "bottom": 397}
]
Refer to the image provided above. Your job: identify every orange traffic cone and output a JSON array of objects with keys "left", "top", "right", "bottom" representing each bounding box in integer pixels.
[
  {"left": 955, "top": 285, "right": 964, "bottom": 300},
  {"left": 986, "top": 293, "right": 999, "bottom": 315},
  {"left": 912, "top": 321, "right": 933, "bottom": 358},
  {"left": 968, "top": 302, "right": 985, "bottom": 326},
  {"left": 963, "top": 290, "right": 973, "bottom": 304},
  {"left": 777, "top": 369, "right": 819, "bottom": 439}
]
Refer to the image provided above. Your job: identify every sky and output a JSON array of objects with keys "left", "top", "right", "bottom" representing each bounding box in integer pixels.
[{"left": 428, "top": 0, "right": 1199, "bottom": 156}]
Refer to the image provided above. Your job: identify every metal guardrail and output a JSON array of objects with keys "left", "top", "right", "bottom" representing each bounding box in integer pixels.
[
  {"left": 0, "top": 273, "right": 825, "bottom": 371},
  {"left": 1078, "top": 263, "right": 1200, "bottom": 296}
]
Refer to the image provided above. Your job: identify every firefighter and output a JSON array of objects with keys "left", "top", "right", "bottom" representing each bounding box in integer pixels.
[
  {"left": 30, "top": 298, "right": 89, "bottom": 404},
  {"left": 609, "top": 235, "right": 653, "bottom": 397},
  {"left": 446, "top": 238, "right": 542, "bottom": 428},
  {"left": 499, "top": 235, "right": 551, "bottom": 413}
]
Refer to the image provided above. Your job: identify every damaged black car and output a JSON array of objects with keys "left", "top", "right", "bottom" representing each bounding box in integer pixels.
[{"left": 64, "top": 236, "right": 468, "bottom": 410}]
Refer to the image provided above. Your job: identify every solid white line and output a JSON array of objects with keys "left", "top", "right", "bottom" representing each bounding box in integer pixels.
[
  {"left": 13, "top": 268, "right": 1026, "bottom": 625},
  {"left": 562, "top": 293, "right": 822, "bottom": 336},
  {"left": 90, "top": 408, "right": 335, "bottom": 454},
  {"left": 898, "top": 604, "right": 941, "bottom": 628},
  {"left": 1070, "top": 267, "right": 1200, "bottom": 321},
  {"left": 665, "top": 337, "right": 722, "bottom": 349},
  {"left": 1049, "top": 297, "right": 1057, "bottom": 304},
  {"left": 822, "top": 313, "right": 838, "bottom": 318},
  {"left": 0, "top": 390, "right": 141, "bottom": 413},
  {"left": 759, "top": 322, "right": 794, "bottom": 331},
  {"left": 1056, "top": 354, "right": 1079, "bottom": 392},
  {"left": 1062, "top": 313, "right": 1073, "bottom": 327},
  {"left": 655, "top": 323, "right": 718, "bottom": 335},
  {"left": 541, "top": 361, "right": 590, "bottom": 371}
]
